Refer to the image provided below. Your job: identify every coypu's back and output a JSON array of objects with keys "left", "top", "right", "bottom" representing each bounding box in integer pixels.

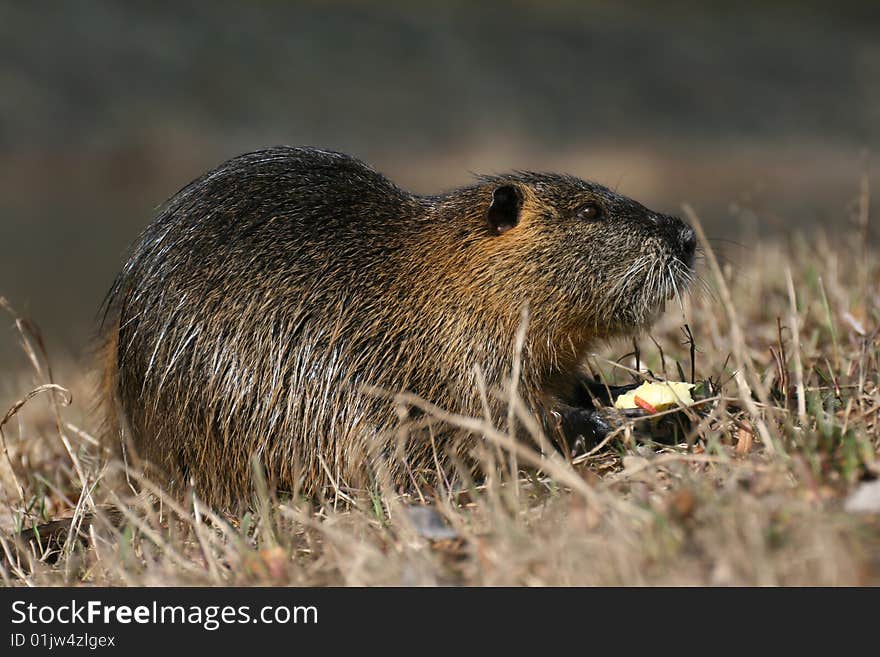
[
  {"left": 100, "top": 146, "right": 696, "bottom": 507},
  {"left": 101, "top": 148, "right": 428, "bottom": 504}
]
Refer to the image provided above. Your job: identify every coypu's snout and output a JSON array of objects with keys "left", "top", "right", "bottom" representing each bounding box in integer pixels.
[
  {"left": 626, "top": 211, "right": 699, "bottom": 321},
  {"left": 654, "top": 213, "right": 697, "bottom": 270}
]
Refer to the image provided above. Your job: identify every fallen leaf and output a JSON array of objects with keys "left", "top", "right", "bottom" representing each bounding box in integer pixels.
[
  {"left": 735, "top": 425, "right": 754, "bottom": 455},
  {"left": 844, "top": 480, "right": 880, "bottom": 513},
  {"left": 668, "top": 488, "right": 697, "bottom": 519}
]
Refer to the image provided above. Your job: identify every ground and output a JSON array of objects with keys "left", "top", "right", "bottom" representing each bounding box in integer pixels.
[{"left": 1, "top": 210, "right": 879, "bottom": 586}]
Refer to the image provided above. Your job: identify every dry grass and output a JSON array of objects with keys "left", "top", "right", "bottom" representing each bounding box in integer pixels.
[{"left": 1, "top": 208, "right": 879, "bottom": 587}]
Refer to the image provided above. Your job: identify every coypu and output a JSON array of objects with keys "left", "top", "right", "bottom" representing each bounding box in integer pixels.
[{"left": 99, "top": 146, "right": 696, "bottom": 508}]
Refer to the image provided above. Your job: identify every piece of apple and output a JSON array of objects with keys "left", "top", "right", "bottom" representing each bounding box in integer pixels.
[{"left": 613, "top": 381, "right": 696, "bottom": 412}]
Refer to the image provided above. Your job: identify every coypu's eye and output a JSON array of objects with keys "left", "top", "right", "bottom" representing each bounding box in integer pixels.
[{"left": 576, "top": 202, "right": 603, "bottom": 222}]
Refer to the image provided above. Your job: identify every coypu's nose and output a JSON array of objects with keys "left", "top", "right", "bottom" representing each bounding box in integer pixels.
[
  {"left": 653, "top": 213, "right": 696, "bottom": 268},
  {"left": 678, "top": 225, "right": 697, "bottom": 267}
]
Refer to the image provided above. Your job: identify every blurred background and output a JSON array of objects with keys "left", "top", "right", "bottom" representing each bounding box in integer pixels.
[{"left": 1, "top": 0, "right": 879, "bottom": 376}]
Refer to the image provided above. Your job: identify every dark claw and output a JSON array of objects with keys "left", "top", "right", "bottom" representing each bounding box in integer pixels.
[
  {"left": 574, "top": 379, "right": 641, "bottom": 407},
  {"left": 552, "top": 404, "right": 616, "bottom": 457}
]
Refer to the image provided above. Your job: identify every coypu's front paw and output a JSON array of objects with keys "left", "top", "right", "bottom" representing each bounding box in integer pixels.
[{"left": 550, "top": 404, "right": 617, "bottom": 456}]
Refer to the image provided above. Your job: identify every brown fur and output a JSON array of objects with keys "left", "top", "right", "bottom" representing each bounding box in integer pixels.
[{"left": 98, "top": 147, "right": 696, "bottom": 508}]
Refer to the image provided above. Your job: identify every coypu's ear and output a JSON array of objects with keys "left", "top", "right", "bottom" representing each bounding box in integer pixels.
[{"left": 487, "top": 184, "right": 523, "bottom": 235}]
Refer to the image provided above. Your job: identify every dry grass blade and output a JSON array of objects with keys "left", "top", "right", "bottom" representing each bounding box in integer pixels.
[
  {"left": 1, "top": 383, "right": 71, "bottom": 503},
  {"left": 392, "top": 391, "right": 600, "bottom": 504},
  {"left": 684, "top": 205, "right": 780, "bottom": 455},
  {"left": 786, "top": 267, "right": 808, "bottom": 426},
  {"left": 1, "top": 297, "right": 89, "bottom": 490}
]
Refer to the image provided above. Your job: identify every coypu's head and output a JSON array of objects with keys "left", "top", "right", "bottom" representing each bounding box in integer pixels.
[{"left": 463, "top": 172, "right": 697, "bottom": 339}]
